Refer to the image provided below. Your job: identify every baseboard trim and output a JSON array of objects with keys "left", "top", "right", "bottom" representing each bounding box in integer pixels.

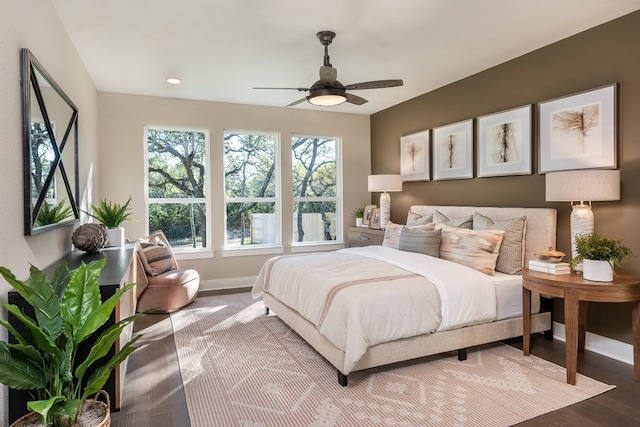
[
  {"left": 199, "top": 276, "right": 257, "bottom": 291},
  {"left": 552, "top": 321, "right": 633, "bottom": 366}
]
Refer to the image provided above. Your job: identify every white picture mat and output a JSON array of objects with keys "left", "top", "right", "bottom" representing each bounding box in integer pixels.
[
  {"left": 433, "top": 119, "right": 473, "bottom": 180},
  {"left": 400, "top": 130, "right": 430, "bottom": 182}
]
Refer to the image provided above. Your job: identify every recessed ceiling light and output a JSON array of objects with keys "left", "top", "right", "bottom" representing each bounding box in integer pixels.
[{"left": 166, "top": 77, "right": 182, "bottom": 84}]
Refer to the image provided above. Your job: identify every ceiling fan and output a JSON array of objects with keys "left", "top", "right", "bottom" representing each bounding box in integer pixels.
[{"left": 253, "top": 31, "right": 403, "bottom": 107}]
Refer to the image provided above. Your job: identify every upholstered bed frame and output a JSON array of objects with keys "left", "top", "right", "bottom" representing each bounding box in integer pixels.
[{"left": 263, "top": 205, "right": 557, "bottom": 386}]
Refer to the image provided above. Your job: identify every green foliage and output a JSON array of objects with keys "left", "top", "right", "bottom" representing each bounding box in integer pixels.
[
  {"left": 83, "top": 196, "right": 134, "bottom": 228},
  {"left": 0, "top": 260, "right": 143, "bottom": 427},
  {"left": 35, "top": 200, "right": 73, "bottom": 226},
  {"left": 352, "top": 207, "right": 364, "bottom": 218},
  {"left": 571, "top": 232, "right": 633, "bottom": 269}
]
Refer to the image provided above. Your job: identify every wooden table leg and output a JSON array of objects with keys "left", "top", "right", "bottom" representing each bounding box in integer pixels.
[
  {"left": 632, "top": 300, "right": 640, "bottom": 381},
  {"left": 523, "top": 287, "right": 531, "bottom": 356},
  {"left": 564, "top": 289, "right": 579, "bottom": 385},
  {"left": 578, "top": 300, "right": 588, "bottom": 353}
]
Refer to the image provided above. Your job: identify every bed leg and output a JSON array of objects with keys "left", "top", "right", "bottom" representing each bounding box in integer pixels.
[
  {"left": 337, "top": 371, "right": 348, "bottom": 387},
  {"left": 265, "top": 306, "right": 270, "bottom": 315},
  {"left": 458, "top": 348, "right": 467, "bottom": 361}
]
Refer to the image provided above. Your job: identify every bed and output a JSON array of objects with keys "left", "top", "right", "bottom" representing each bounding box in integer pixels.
[{"left": 252, "top": 205, "right": 557, "bottom": 386}]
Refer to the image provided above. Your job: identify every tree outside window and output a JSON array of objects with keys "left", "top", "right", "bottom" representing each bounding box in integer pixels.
[
  {"left": 292, "top": 136, "right": 339, "bottom": 243},
  {"left": 224, "top": 131, "right": 278, "bottom": 247},
  {"left": 145, "top": 126, "right": 208, "bottom": 249}
]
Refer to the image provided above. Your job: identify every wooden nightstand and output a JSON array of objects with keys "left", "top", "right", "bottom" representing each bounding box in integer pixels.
[
  {"left": 347, "top": 226, "right": 384, "bottom": 247},
  {"left": 522, "top": 268, "right": 640, "bottom": 385}
]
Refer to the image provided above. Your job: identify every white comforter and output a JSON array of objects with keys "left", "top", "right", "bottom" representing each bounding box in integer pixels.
[{"left": 252, "top": 246, "right": 497, "bottom": 374}]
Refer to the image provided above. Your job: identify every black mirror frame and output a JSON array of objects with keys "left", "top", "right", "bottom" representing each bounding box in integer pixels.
[{"left": 21, "top": 48, "right": 80, "bottom": 235}]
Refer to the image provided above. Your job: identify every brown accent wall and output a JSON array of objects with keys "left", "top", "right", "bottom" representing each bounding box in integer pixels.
[{"left": 370, "top": 11, "right": 640, "bottom": 343}]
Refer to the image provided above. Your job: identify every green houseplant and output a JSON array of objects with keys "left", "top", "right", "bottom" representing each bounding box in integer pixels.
[
  {"left": 0, "top": 259, "right": 142, "bottom": 427},
  {"left": 571, "top": 232, "right": 633, "bottom": 281},
  {"left": 83, "top": 197, "right": 134, "bottom": 247},
  {"left": 352, "top": 207, "right": 364, "bottom": 227},
  {"left": 35, "top": 200, "right": 73, "bottom": 227}
]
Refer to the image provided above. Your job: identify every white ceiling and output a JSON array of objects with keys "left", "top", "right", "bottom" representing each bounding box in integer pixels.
[{"left": 52, "top": 0, "right": 640, "bottom": 115}]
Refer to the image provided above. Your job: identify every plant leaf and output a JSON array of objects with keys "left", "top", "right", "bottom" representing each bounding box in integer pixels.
[
  {"left": 82, "top": 337, "right": 141, "bottom": 398},
  {"left": 62, "top": 259, "right": 106, "bottom": 344},
  {"left": 0, "top": 342, "right": 47, "bottom": 390},
  {"left": 27, "top": 395, "right": 66, "bottom": 423},
  {"left": 3, "top": 304, "right": 60, "bottom": 356},
  {"left": 25, "top": 265, "right": 63, "bottom": 340}
]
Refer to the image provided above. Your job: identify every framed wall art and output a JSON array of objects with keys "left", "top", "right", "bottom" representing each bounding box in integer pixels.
[
  {"left": 538, "top": 83, "right": 617, "bottom": 173},
  {"left": 477, "top": 105, "right": 532, "bottom": 177},
  {"left": 433, "top": 119, "right": 473, "bottom": 180},
  {"left": 400, "top": 130, "right": 430, "bottom": 181}
]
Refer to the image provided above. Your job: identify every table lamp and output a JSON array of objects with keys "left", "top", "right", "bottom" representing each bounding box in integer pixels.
[
  {"left": 368, "top": 174, "right": 403, "bottom": 229},
  {"left": 545, "top": 169, "right": 620, "bottom": 261}
]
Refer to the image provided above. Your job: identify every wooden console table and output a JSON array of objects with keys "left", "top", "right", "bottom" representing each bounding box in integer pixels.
[
  {"left": 522, "top": 268, "right": 640, "bottom": 385},
  {"left": 8, "top": 244, "right": 137, "bottom": 424}
]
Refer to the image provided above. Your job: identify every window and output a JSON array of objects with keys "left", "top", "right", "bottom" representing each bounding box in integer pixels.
[
  {"left": 145, "top": 126, "right": 208, "bottom": 249},
  {"left": 292, "top": 135, "right": 340, "bottom": 243},
  {"left": 224, "top": 131, "right": 279, "bottom": 249}
]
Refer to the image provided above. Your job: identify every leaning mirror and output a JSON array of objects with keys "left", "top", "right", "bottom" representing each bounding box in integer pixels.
[{"left": 22, "top": 48, "right": 79, "bottom": 235}]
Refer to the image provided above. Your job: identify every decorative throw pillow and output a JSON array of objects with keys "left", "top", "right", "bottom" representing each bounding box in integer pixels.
[
  {"left": 439, "top": 225, "right": 505, "bottom": 275},
  {"left": 473, "top": 212, "right": 527, "bottom": 275},
  {"left": 383, "top": 221, "right": 436, "bottom": 249},
  {"left": 398, "top": 227, "right": 442, "bottom": 257},
  {"left": 138, "top": 237, "right": 174, "bottom": 276},
  {"left": 433, "top": 210, "right": 473, "bottom": 229},
  {"left": 406, "top": 211, "right": 433, "bottom": 226}
]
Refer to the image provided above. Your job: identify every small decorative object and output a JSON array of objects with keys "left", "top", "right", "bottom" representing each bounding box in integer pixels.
[
  {"left": 352, "top": 207, "right": 364, "bottom": 227},
  {"left": 83, "top": 196, "right": 135, "bottom": 247},
  {"left": 533, "top": 247, "right": 566, "bottom": 263},
  {"left": 571, "top": 232, "right": 633, "bottom": 282},
  {"left": 0, "top": 260, "right": 143, "bottom": 427},
  {"left": 72, "top": 223, "right": 108, "bottom": 252}
]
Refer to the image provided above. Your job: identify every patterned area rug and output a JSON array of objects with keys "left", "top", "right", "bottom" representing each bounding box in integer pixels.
[{"left": 171, "top": 293, "right": 614, "bottom": 426}]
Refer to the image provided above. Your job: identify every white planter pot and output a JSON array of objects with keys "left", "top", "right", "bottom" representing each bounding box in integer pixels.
[
  {"left": 105, "top": 227, "right": 125, "bottom": 247},
  {"left": 582, "top": 259, "right": 613, "bottom": 282},
  {"left": 355, "top": 218, "right": 363, "bottom": 227}
]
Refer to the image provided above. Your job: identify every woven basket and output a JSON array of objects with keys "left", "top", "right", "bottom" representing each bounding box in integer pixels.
[{"left": 10, "top": 390, "right": 111, "bottom": 427}]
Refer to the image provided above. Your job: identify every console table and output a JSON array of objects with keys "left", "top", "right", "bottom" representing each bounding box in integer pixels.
[
  {"left": 522, "top": 268, "right": 640, "bottom": 385},
  {"left": 8, "top": 244, "right": 137, "bottom": 423}
]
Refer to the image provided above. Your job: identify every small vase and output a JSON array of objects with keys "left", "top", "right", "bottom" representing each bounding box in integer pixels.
[
  {"left": 355, "top": 218, "right": 363, "bottom": 227},
  {"left": 582, "top": 259, "right": 613, "bottom": 282},
  {"left": 105, "top": 227, "right": 124, "bottom": 247}
]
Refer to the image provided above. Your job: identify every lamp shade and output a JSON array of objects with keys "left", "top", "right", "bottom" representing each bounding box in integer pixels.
[
  {"left": 368, "top": 174, "right": 403, "bottom": 192},
  {"left": 545, "top": 169, "right": 620, "bottom": 202}
]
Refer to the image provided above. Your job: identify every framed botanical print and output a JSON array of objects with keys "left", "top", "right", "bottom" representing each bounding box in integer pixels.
[
  {"left": 477, "top": 105, "right": 532, "bottom": 177},
  {"left": 433, "top": 119, "right": 473, "bottom": 180},
  {"left": 400, "top": 130, "right": 430, "bottom": 181},
  {"left": 538, "top": 84, "right": 617, "bottom": 173}
]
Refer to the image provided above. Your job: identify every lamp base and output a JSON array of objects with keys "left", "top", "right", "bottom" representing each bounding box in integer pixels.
[
  {"left": 570, "top": 204, "right": 594, "bottom": 270},
  {"left": 379, "top": 192, "right": 391, "bottom": 229}
]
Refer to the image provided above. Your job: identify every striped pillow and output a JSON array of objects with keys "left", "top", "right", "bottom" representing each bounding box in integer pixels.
[
  {"left": 139, "top": 237, "right": 174, "bottom": 276},
  {"left": 440, "top": 225, "right": 505, "bottom": 275},
  {"left": 398, "top": 227, "right": 441, "bottom": 257},
  {"left": 473, "top": 212, "right": 527, "bottom": 275},
  {"left": 383, "top": 221, "right": 436, "bottom": 249}
]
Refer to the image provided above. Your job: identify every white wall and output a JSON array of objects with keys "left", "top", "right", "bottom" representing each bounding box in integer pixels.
[
  {"left": 98, "top": 93, "right": 371, "bottom": 285},
  {"left": 0, "top": 1, "right": 99, "bottom": 424}
]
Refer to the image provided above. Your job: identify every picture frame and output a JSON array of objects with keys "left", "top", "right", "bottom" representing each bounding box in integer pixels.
[
  {"left": 433, "top": 119, "right": 473, "bottom": 180},
  {"left": 363, "top": 204, "right": 376, "bottom": 227},
  {"left": 538, "top": 84, "right": 617, "bottom": 173},
  {"left": 477, "top": 105, "right": 532, "bottom": 177},
  {"left": 369, "top": 208, "right": 382, "bottom": 229},
  {"left": 400, "top": 130, "right": 430, "bottom": 181}
]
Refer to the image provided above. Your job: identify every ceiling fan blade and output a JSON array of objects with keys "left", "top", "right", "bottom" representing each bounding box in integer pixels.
[
  {"left": 253, "top": 87, "right": 310, "bottom": 92},
  {"left": 345, "top": 93, "right": 368, "bottom": 105},
  {"left": 286, "top": 97, "right": 308, "bottom": 107},
  {"left": 345, "top": 79, "right": 403, "bottom": 90}
]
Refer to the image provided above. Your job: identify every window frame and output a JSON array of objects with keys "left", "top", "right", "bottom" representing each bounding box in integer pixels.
[{"left": 143, "top": 124, "right": 212, "bottom": 256}]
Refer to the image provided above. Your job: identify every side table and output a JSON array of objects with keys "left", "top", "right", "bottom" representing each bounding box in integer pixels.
[{"left": 522, "top": 268, "right": 640, "bottom": 385}]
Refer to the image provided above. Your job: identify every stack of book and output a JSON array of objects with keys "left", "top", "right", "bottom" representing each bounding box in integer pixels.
[{"left": 528, "top": 259, "right": 571, "bottom": 275}]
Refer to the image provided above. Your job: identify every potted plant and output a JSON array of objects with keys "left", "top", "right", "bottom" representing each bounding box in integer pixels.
[
  {"left": 36, "top": 200, "right": 73, "bottom": 227},
  {"left": 352, "top": 207, "right": 365, "bottom": 227},
  {"left": 0, "top": 259, "right": 142, "bottom": 427},
  {"left": 83, "top": 196, "right": 134, "bottom": 247},
  {"left": 571, "top": 232, "right": 633, "bottom": 282}
]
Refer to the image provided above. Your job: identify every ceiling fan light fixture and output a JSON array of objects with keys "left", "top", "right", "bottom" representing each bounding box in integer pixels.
[{"left": 308, "top": 88, "right": 347, "bottom": 106}]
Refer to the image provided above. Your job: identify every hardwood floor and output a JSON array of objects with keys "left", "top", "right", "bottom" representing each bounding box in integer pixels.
[{"left": 111, "top": 291, "right": 640, "bottom": 426}]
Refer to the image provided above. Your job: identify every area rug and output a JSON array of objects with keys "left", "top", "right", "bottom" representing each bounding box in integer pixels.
[{"left": 171, "top": 293, "right": 614, "bottom": 426}]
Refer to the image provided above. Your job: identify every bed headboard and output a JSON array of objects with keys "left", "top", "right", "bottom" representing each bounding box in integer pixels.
[{"left": 408, "top": 205, "right": 557, "bottom": 265}]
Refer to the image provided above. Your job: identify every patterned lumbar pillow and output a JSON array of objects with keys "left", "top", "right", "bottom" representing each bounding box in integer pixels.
[
  {"left": 433, "top": 210, "right": 473, "bottom": 229},
  {"left": 398, "top": 227, "right": 442, "bottom": 257},
  {"left": 439, "top": 225, "right": 505, "bottom": 275},
  {"left": 383, "top": 221, "right": 436, "bottom": 249},
  {"left": 139, "top": 237, "right": 174, "bottom": 276},
  {"left": 473, "top": 212, "right": 527, "bottom": 275}
]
